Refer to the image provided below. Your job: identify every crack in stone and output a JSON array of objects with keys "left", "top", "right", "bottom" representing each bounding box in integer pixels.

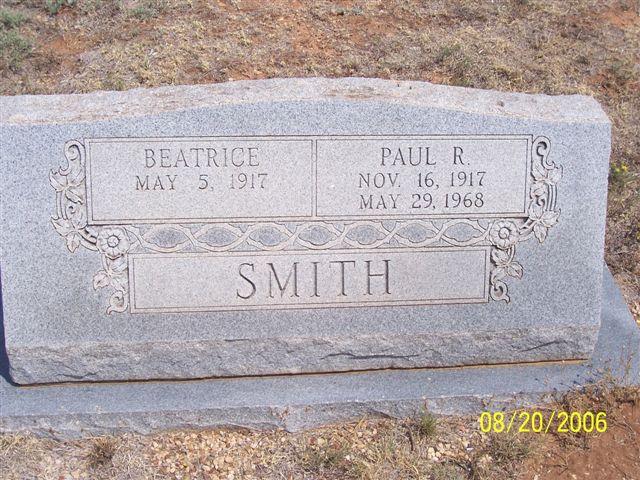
[
  {"left": 320, "top": 352, "right": 422, "bottom": 361},
  {"left": 520, "top": 340, "right": 564, "bottom": 352}
]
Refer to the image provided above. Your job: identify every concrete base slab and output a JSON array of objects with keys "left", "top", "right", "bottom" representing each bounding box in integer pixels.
[{"left": 0, "top": 266, "right": 638, "bottom": 438}]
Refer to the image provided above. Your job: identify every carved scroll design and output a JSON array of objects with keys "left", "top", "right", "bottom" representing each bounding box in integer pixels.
[
  {"left": 124, "top": 218, "right": 491, "bottom": 253},
  {"left": 51, "top": 136, "right": 561, "bottom": 313},
  {"left": 51, "top": 141, "right": 130, "bottom": 314},
  {"left": 488, "top": 136, "right": 561, "bottom": 302}
]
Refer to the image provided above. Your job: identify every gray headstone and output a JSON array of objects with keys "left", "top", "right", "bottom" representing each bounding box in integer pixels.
[
  {"left": 0, "top": 78, "right": 611, "bottom": 385},
  {"left": 1, "top": 267, "right": 638, "bottom": 438}
]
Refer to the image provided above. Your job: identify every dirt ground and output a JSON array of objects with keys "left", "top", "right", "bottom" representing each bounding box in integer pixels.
[{"left": 0, "top": 0, "right": 639, "bottom": 478}]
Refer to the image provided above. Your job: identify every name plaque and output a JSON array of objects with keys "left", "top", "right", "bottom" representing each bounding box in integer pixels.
[
  {"left": 51, "top": 134, "right": 561, "bottom": 313},
  {"left": 85, "top": 135, "right": 530, "bottom": 223},
  {"left": 129, "top": 248, "right": 490, "bottom": 313}
]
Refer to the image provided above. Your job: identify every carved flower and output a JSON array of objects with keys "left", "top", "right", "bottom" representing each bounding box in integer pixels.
[
  {"left": 528, "top": 203, "right": 560, "bottom": 243},
  {"left": 489, "top": 220, "right": 519, "bottom": 250},
  {"left": 96, "top": 228, "right": 130, "bottom": 259}
]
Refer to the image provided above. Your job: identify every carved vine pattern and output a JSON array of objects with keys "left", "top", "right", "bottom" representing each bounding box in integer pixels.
[{"left": 51, "top": 136, "right": 561, "bottom": 313}]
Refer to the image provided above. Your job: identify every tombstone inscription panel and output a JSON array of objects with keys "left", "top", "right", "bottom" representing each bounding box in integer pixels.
[
  {"left": 52, "top": 134, "right": 555, "bottom": 314},
  {"left": 0, "top": 78, "right": 610, "bottom": 384}
]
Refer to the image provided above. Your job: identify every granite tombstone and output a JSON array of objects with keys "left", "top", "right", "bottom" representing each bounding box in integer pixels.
[{"left": 0, "top": 78, "right": 615, "bottom": 387}]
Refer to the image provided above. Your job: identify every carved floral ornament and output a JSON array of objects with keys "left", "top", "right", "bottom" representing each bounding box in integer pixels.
[{"left": 51, "top": 136, "right": 561, "bottom": 314}]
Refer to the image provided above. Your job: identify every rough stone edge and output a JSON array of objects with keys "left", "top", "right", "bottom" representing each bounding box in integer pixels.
[
  {"left": 0, "top": 265, "right": 637, "bottom": 438},
  {"left": 0, "top": 77, "right": 609, "bottom": 126},
  {"left": 7, "top": 324, "right": 599, "bottom": 385}
]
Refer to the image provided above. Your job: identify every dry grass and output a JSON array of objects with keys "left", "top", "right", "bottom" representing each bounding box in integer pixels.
[
  {"left": 0, "top": 411, "right": 553, "bottom": 479},
  {"left": 467, "top": 431, "right": 539, "bottom": 480},
  {"left": 0, "top": 433, "right": 155, "bottom": 480},
  {"left": 86, "top": 436, "right": 119, "bottom": 468},
  {"left": 416, "top": 409, "right": 438, "bottom": 439},
  {"left": 0, "top": 6, "right": 31, "bottom": 71},
  {"left": 0, "top": 434, "right": 55, "bottom": 480},
  {"left": 0, "top": 415, "right": 487, "bottom": 479}
]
